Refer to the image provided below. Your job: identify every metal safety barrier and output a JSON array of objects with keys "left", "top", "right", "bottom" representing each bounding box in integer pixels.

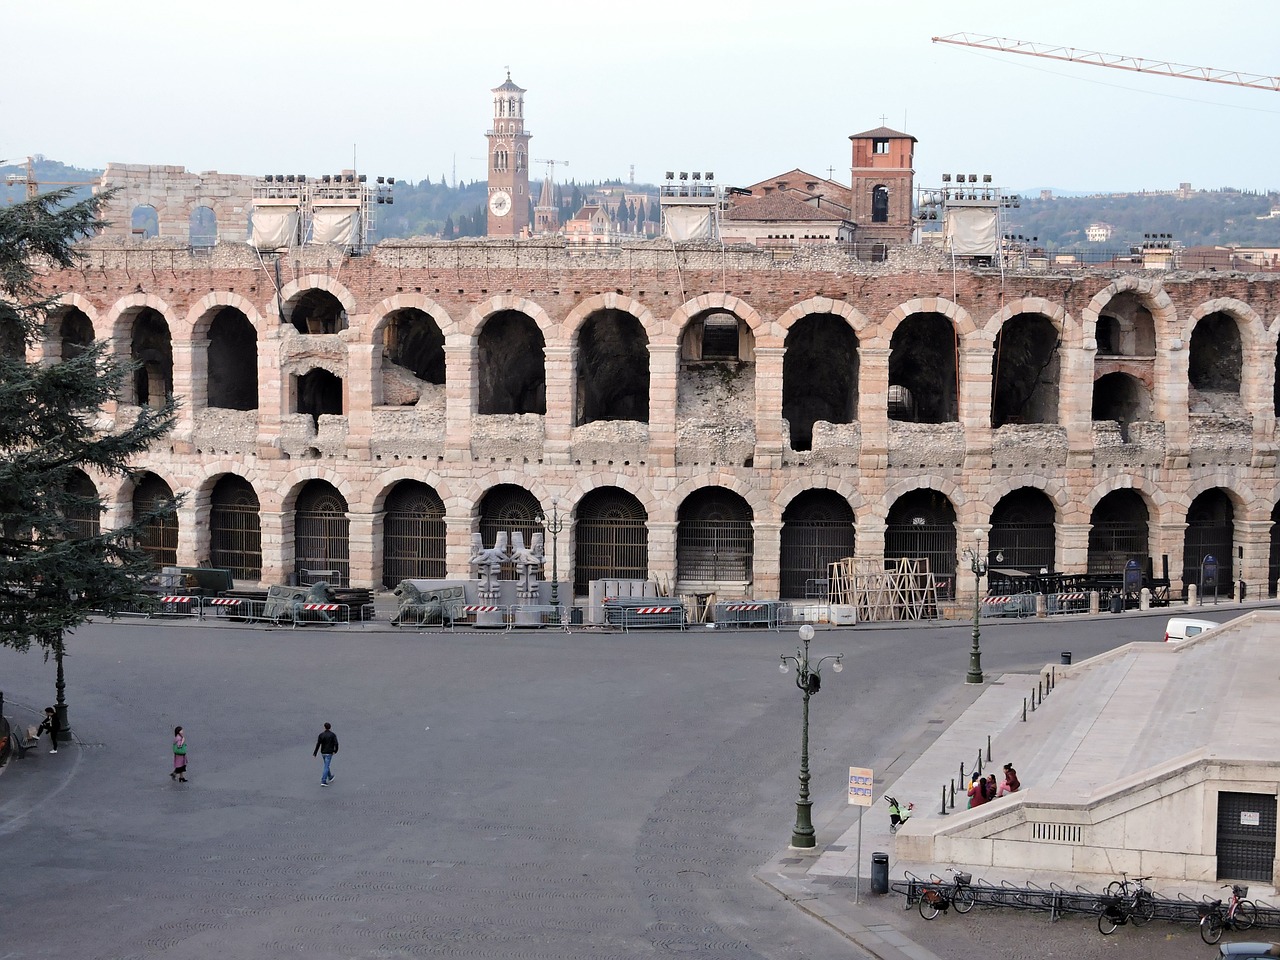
[
  {"left": 980, "top": 594, "right": 1036, "bottom": 618},
  {"left": 712, "top": 600, "right": 789, "bottom": 629},
  {"left": 894, "top": 872, "right": 1280, "bottom": 926},
  {"left": 206, "top": 597, "right": 361, "bottom": 628},
  {"left": 603, "top": 599, "right": 686, "bottom": 631}
]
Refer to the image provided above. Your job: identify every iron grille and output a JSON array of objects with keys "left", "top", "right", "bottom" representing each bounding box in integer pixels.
[
  {"left": 676, "top": 520, "right": 754, "bottom": 583},
  {"left": 573, "top": 490, "right": 648, "bottom": 595},
  {"left": 382, "top": 481, "right": 446, "bottom": 587},
  {"left": 478, "top": 485, "right": 542, "bottom": 580},
  {"left": 210, "top": 477, "right": 262, "bottom": 580},
  {"left": 780, "top": 521, "right": 855, "bottom": 599},
  {"left": 1182, "top": 522, "right": 1234, "bottom": 595},
  {"left": 294, "top": 482, "right": 349, "bottom": 585},
  {"left": 63, "top": 472, "right": 100, "bottom": 540},
  {"left": 134, "top": 475, "right": 177, "bottom": 569},
  {"left": 989, "top": 522, "right": 1055, "bottom": 572},
  {"left": 1217, "top": 792, "right": 1277, "bottom": 882},
  {"left": 884, "top": 524, "right": 957, "bottom": 581},
  {"left": 1087, "top": 522, "right": 1148, "bottom": 575}
]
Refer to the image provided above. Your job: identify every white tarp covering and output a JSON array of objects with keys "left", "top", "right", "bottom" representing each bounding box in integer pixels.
[
  {"left": 663, "top": 205, "right": 715, "bottom": 241},
  {"left": 311, "top": 206, "right": 360, "bottom": 246},
  {"left": 943, "top": 206, "right": 998, "bottom": 256},
  {"left": 250, "top": 205, "right": 299, "bottom": 250}
]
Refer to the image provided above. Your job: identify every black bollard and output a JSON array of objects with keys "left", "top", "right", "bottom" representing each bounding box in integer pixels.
[
  {"left": 941, "top": 785, "right": 947, "bottom": 815},
  {"left": 987, "top": 735, "right": 992, "bottom": 762},
  {"left": 1022, "top": 697, "right": 1027, "bottom": 722}
]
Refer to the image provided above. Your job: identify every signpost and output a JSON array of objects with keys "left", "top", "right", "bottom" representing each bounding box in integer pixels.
[{"left": 848, "top": 766, "right": 873, "bottom": 902}]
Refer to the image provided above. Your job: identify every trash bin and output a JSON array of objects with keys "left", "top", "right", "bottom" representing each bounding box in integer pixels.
[
  {"left": 1109, "top": 594, "right": 1124, "bottom": 614},
  {"left": 1061, "top": 651, "right": 1072, "bottom": 665},
  {"left": 570, "top": 606, "right": 583, "bottom": 625},
  {"left": 871, "top": 852, "right": 889, "bottom": 895}
]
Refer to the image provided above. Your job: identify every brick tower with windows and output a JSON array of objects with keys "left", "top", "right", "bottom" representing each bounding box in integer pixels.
[
  {"left": 486, "top": 72, "right": 531, "bottom": 237},
  {"left": 849, "top": 125, "right": 916, "bottom": 244}
]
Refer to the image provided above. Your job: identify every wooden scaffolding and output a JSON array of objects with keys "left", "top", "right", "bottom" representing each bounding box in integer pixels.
[{"left": 827, "top": 556, "right": 941, "bottom": 621}]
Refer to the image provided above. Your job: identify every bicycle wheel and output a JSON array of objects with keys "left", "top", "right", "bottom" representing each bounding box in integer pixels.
[
  {"left": 1097, "top": 908, "right": 1119, "bottom": 935},
  {"left": 1105, "top": 881, "right": 1127, "bottom": 898},
  {"left": 1130, "top": 892, "right": 1155, "bottom": 926},
  {"left": 953, "top": 886, "right": 976, "bottom": 914},
  {"left": 1201, "top": 914, "right": 1223, "bottom": 945},
  {"left": 1234, "top": 900, "right": 1258, "bottom": 931},
  {"left": 919, "top": 893, "right": 941, "bottom": 920}
]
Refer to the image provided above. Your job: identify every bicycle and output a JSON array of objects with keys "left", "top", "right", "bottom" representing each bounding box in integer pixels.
[
  {"left": 1103, "top": 872, "right": 1156, "bottom": 926},
  {"left": 917, "top": 868, "right": 976, "bottom": 919},
  {"left": 1198, "top": 884, "right": 1258, "bottom": 944}
]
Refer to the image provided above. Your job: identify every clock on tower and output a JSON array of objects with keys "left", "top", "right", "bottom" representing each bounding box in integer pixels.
[{"left": 486, "top": 71, "right": 531, "bottom": 238}]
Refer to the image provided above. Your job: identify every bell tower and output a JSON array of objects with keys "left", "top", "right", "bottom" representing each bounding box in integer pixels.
[
  {"left": 849, "top": 124, "right": 916, "bottom": 244},
  {"left": 486, "top": 71, "right": 531, "bottom": 237}
]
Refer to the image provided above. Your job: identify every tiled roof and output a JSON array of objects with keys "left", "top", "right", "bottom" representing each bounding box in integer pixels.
[
  {"left": 849, "top": 125, "right": 916, "bottom": 141},
  {"left": 724, "top": 192, "right": 846, "bottom": 222},
  {"left": 493, "top": 73, "right": 525, "bottom": 93}
]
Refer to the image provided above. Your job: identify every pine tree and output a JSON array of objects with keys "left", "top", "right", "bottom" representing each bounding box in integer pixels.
[
  {"left": 443, "top": 215, "right": 455, "bottom": 240},
  {"left": 1, "top": 189, "right": 177, "bottom": 729}
]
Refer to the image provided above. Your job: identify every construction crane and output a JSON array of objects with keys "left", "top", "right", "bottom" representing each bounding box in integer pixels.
[
  {"left": 534, "top": 158, "right": 568, "bottom": 181},
  {"left": 931, "top": 34, "right": 1280, "bottom": 93},
  {"left": 2, "top": 156, "right": 99, "bottom": 200}
]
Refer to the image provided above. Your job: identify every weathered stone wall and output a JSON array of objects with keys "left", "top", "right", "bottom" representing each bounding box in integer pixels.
[{"left": 30, "top": 238, "right": 1280, "bottom": 597}]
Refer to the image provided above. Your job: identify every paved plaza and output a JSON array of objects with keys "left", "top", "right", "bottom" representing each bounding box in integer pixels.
[{"left": 0, "top": 607, "right": 1257, "bottom": 959}]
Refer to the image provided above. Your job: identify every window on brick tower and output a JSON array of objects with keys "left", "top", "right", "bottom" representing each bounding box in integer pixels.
[
  {"left": 873, "top": 138, "right": 889, "bottom": 155},
  {"left": 872, "top": 186, "right": 889, "bottom": 223}
]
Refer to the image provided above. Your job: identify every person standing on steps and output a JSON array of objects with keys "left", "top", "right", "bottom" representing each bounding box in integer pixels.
[
  {"left": 313, "top": 722, "right": 338, "bottom": 786},
  {"left": 171, "top": 726, "right": 188, "bottom": 782},
  {"left": 38, "top": 707, "right": 60, "bottom": 754}
]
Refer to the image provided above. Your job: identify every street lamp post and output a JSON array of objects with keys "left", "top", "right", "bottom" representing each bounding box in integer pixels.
[
  {"left": 963, "top": 530, "right": 987, "bottom": 684},
  {"left": 539, "top": 498, "right": 563, "bottom": 622},
  {"left": 52, "top": 630, "right": 70, "bottom": 736},
  {"left": 780, "top": 624, "right": 843, "bottom": 848}
]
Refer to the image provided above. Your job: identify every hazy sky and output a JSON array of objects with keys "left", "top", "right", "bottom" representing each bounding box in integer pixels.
[{"left": 7, "top": 1, "right": 1280, "bottom": 194}]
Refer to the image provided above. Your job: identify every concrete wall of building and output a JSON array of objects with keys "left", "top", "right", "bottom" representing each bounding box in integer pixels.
[{"left": 32, "top": 237, "right": 1280, "bottom": 595}]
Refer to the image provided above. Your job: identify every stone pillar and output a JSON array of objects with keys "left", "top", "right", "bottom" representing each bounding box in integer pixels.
[
  {"left": 1158, "top": 338, "right": 1191, "bottom": 464},
  {"left": 259, "top": 510, "right": 290, "bottom": 586},
  {"left": 344, "top": 341, "right": 376, "bottom": 458},
  {"left": 859, "top": 346, "right": 890, "bottom": 469},
  {"left": 647, "top": 520, "right": 678, "bottom": 589},
  {"left": 256, "top": 330, "right": 286, "bottom": 458},
  {"left": 1057, "top": 521, "right": 1091, "bottom": 575},
  {"left": 648, "top": 345, "right": 679, "bottom": 467},
  {"left": 169, "top": 339, "right": 197, "bottom": 450},
  {"left": 1151, "top": 520, "right": 1187, "bottom": 599},
  {"left": 543, "top": 344, "right": 573, "bottom": 464},
  {"left": 752, "top": 520, "right": 781, "bottom": 599},
  {"left": 175, "top": 497, "right": 204, "bottom": 569},
  {"left": 959, "top": 337, "right": 994, "bottom": 464},
  {"left": 347, "top": 511, "right": 378, "bottom": 590},
  {"left": 1236, "top": 519, "right": 1274, "bottom": 601},
  {"left": 445, "top": 515, "right": 474, "bottom": 581},
  {"left": 1059, "top": 345, "right": 1095, "bottom": 458},
  {"left": 444, "top": 332, "right": 474, "bottom": 463},
  {"left": 753, "top": 347, "right": 785, "bottom": 469}
]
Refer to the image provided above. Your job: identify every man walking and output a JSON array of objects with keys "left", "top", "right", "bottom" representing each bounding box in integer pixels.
[
  {"left": 313, "top": 722, "right": 338, "bottom": 786},
  {"left": 38, "top": 707, "right": 61, "bottom": 754}
]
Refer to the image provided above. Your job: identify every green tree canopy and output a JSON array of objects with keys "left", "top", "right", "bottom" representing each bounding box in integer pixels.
[{"left": 0, "top": 189, "right": 176, "bottom": 653}]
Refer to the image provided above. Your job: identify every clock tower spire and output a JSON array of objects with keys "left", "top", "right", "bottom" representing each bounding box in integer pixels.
[{"left": 486, "top": 70, "right": 531, "bottom": 237}]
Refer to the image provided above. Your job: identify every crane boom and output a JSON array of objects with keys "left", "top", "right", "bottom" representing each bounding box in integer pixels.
[{"left": 932, "top": 34, "right": 1280, "bottom": 92}]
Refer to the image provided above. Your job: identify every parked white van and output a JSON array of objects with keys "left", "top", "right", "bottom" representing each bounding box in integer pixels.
[{"left": 1163, "top": 617, "right": 1220, "bottom": 643}]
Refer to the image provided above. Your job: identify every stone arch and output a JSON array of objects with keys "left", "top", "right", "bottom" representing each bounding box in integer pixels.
[
  {"left": 1083, "top": 476, "right": 1166, "bottom": 516},
  {"left": 206, "top": 473, "right": 262, "bottom": 580},
  {"left": 132, "top": 471, "right": 179, "bottom": 568},
  {"left": 464, "top": 296, "right": 557, "bottom": 340},
  {"left": 292, "top": 478, "right": 350, "bottom": 585},
  {"left": 204, "top": 307, "right": 259, "bottom": 411},
  {"left": 1182, "top": 486, "right": 1238, "bottom": 595},
  {"left": 783, "top": 311, "right": 860, "bottom": 448},
  {"left": 274, "top": 275, "right": 358, "bottom": 332},
  {"left": 279, "top": 468, "right": 358, "bottom": 514},
  {"left": 983, "top": 296, "right": 1077, "bottom": 343},
  {"left": 668, "top": 472, "right": 773, "bottom": 522},
  {"left": 381, "top": 478, "right": 448, "bottom": 586},
  {"left": 675, "top": 485, "right": 755, "bottom": 586},
  {"left": 1185, "top": 297, "right": 1265, "bottom": 348},
  {"left": 1188, "top": 309, "right": 1245, "bottom": 400},
  {"left": 981, "top": 475, "right": 1071, "bottom": 522},
  {"left": 884, "top": 487, "right": 959, "bottom": 586},
  {"left": 50, "top": 292, "right": 104, "bottom": 342},
  {"left": 888, "top": 312, "right": 960, "bottom": 423},
  {"left": 189, "top": 204, "right": 217, "bottom": 247},
  {"left": 1080, "top": 276, "right": 1177, "bottom": 346},
  {"left": 574, "top": 486, "right": 650, "bottom": 592},
  {"left": 776, "top": 297, "right": 873, "bottom": 338},
  {"left": 779, "top": 488, "right": 856, "bottom": 598},
  {"left": 876, "top": 475, "right": 967, "bottom": 523},
  {"left": 574, "top": 307, "right": 650, "bottom": 425},
  {"left": 988, "top": 487, "right": 1058, "bottom": 572},
  {"left": 1087, "top": 487, "right": 1151, "bottom": 575},
  {"left": 369, "top": 467, "right": 457, "bottom": 515},
  {"left": 991, "top": 311, "right": 1061, "bottom": 426},
  {"left": 562, "top": 293, "right": 658, "bottom": 341},
  {"left": 879, "top": 297, "right": 978, "bottom": 343},
  {"left": 368, "top": 294, "right": 459, "bottom": 341},
  {"left": 667, "top": 293, "right": 768, "bottom": 343},
  {"left": 130, "top": 204, "right": 159, "bottom": 239},
  {"left": 46, "top": 294, "right": 100, "bottom": 362},
  {"left": 186, "top": 291, "right": 268, "bottom": 341},
  {"left": 106, "top": 292, "right": 178, "bottom": 345},
  {"left": 475, "top": 309, "right": 546, "bottom": 415},
  {"left": 777, "top": 476, "right": 865, "bottom": 515},
  {"left": 109, "top": 296, "right": 176, "bottom": 407}
]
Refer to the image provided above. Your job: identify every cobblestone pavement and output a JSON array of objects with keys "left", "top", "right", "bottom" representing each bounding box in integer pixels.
[{"left": 0, "top": 611, "right": 1238, "bottom": 959}]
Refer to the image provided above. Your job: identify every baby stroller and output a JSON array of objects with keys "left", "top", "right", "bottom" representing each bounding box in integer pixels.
[{"left": 885, "top": 795, "right": 914, "bottom": 832}]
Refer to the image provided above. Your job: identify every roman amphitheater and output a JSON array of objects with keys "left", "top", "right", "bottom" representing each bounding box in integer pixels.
[{"left": 22, "top": 172, "right": 1280, "bottom": 605}]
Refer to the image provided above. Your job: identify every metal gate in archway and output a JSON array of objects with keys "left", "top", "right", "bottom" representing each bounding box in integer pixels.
[
  {"left": 382, "top": 481, "right": 446, "bottom": 587},
  {"left": 478, "top": 485, "right": 542, "bottom": 580},
  {"left": 210, "top": 476, "right": 262, "bottom": 580},
  {"left": 1183, "top": 492, "right": 1234, "bottom": 596},
  {"left": 134, "top": 474, "right": 178, "bottom": 569},
  {"left": 1270, "top": 504, "right": 1280, "bottom": 598},
  {"left": 1217, "top": 792, "right": 1277, "bottom": 882},
  {"left": 64, "top": 471, "right": 100, "bottom": 541},
  {"left": 294, "top": 482, "right": 349, "bottom": 585},
  {"left": 885, "top": 491, "right": 957, "bottom": 596},
  {"left": 573, "top": 489, "right": 648, "bottom": 595},
  {"left": 676, "top": 489, "right": 754, "bottom": 585},
  {"left": 780, "top": 492, "right": 855, "bottom": 599}
]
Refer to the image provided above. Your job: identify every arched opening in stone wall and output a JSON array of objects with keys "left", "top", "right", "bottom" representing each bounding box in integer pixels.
[
  {"left": 294, "top": 480, "right": 349, "bottom": 585},
  {"left": 676, "top": 487, "right": 753, "bottom": 585},
  {"left": 57, "top": 307, "right": 94, "bottom": 362},
  {"left": 0, "top": 316, "right": 23, "bottom": 360},
  {"left": 888, "top": 313, "right": 957, "bottom": 423},
  {"left": 477, "top": 311, "right": 546, "bottom": 415},
  {"left": 680, "top": 310, "right": 755, "bottom": 363},
  {"left": 295, "top": 368, "right": 343, "bottom": 427},
  {"left": 1188, "top": 312, "right": 1242, "bottom": 411},
  {"left": 130, "top": 204, "right": 159, "bottom": 239},
  {"left": 127, "top": 308, "right": 173, "bottom": 407},
  {"left": 382, "top": 480, "right": 446, "bottom": 587},
  {"left": 573, "top": 487, "right": 648, "bottom": 594},
  {"left": 1270, "top": 501, "right": 1280, "bottom": 598},
  {"left": 575, "top": 310, "right": 650, "bottom": 425},
  {"left": 992, "top": 314, "right": 1060, "bottom": 427},
  {"left": 779, "top": 489, "right": 855, "bottom": 598},
  {"left": 1182, "top": 488, "right": 1234, "bottom": 597},
  {"left": 210, "top": 475, "right": 261, "bottom": 581},
  {"left": 285, "top": 289, "right": 347, "bottom": 335},
  {"left": 133, "top": 473, "right": 178, "bottom": 569},
  {"left": 207, "top": 308, "right": 258, "bottom": 410},
  {"left": 382, "top": 309, "right": 445, "bottom": 406},
  {"left": 782, "top": 314, "right": 858, "bottom": 450},
  {"left": 1095, "top": 292, "right": 1156, "bottom": 356},
  {"left": 1087, "top": 490, "right": 1149, "bottom": 575},
  {"left": 872, "top": 185, "right": 889, "bottom": 223},
  {"left": 1091, "top": 372, "right": 1151, "bottom": 429},
  {"left": 677, "top": 311, "right": 755, "bottom": 451},
  {"left": 477, "top": 484, "right": 542, "bottom": 579},
  {"left": 63, "top": 470, "right": 100, "bottom": 540},
  {"left": 884, "top": 489, "right": 957, "bottom": 593},
  {"left": 988, "top": 488, "right": 1056, "bottom": 572},
  {"left": 189, "top": 205, "right": 217, "bottom": 247}
]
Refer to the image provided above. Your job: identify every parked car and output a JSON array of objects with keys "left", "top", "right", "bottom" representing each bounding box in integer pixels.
[
  {"left": 1218, "top": 944, "right": 1280, "bottom": 959},
  {"left": 1163, "top": 616, "right": 1220, "bottom": 643}
]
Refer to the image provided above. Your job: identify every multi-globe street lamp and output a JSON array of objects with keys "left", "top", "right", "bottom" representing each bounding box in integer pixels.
[
  {"left": 963, "top": 529, "right": 988, "bottom": 684},
  {"left": 780, "top": 623, "right": 843, "bottom": 849},
  {"left": 538, "top": 498, "right": 564, "bottom": 621}
]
